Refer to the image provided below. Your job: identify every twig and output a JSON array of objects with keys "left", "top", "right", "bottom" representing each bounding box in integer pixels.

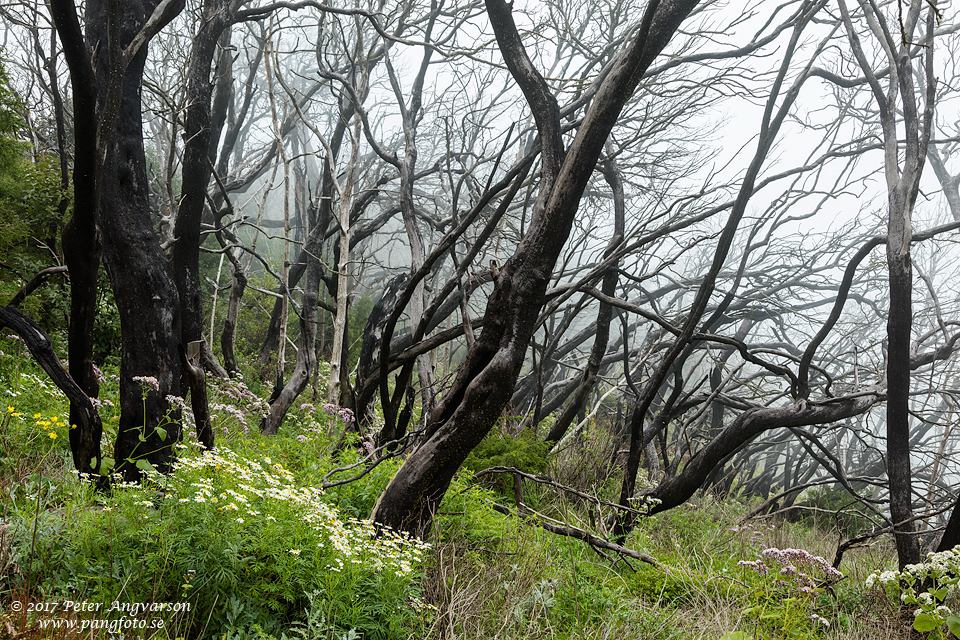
[{"left": 487, "top": 499, "right": 657, "bottom": 567}]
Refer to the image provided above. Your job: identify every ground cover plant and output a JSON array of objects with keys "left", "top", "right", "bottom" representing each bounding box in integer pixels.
[
  {"left": 2, "top": 4, "right": 960, "bottom": 640},
  {"left": 0, "top": 340, "right": 938, "bottom": 639}
]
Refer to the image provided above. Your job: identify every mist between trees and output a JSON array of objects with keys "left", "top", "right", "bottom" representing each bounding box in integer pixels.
[{"left": 1, "top": 0, "right": 960, "bottom": 572}]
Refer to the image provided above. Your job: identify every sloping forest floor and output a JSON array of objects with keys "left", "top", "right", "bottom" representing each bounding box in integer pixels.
[{"left": 0, "top": 335, "right": 935, "bottom": 640}]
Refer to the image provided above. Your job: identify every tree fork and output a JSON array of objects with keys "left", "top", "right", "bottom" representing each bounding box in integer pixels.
[{"left": 371, "top": 0, "right": 700, "bottom": 538}]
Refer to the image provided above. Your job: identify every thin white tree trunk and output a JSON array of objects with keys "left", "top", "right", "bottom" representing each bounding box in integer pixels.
[{"left": 327, "top": 120, "right": 360, "bottom": 405}]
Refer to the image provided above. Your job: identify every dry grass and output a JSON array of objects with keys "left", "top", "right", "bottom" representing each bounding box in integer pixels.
[{"left": 415, "top": 483, "right": 914, "bottom": 640}]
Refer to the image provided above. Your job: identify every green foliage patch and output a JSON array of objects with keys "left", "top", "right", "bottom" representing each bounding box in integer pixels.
[{"left": 3, "top": 438, "right": 430, "bottom": 639}]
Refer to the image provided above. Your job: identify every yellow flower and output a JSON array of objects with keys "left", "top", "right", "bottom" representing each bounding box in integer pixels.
[
  {"left": 6, "top": 406, "right": 13, "bottom": 413},
  {"left": 33, "top": 413, "right": 41, "bottom": 419},
  {"left": 48, "top": 432, "right": 57, "bottom": 440}
]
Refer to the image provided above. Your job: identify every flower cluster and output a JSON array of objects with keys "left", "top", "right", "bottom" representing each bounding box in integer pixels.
[
  {"left": 735, "top": 543, "right": 842, "bottom": 634},
  {"left": 214, "top": 377, "right": 270, "bottom": 419},
  {"left": 133, "top": 375, "right": 160, "bottom": 392},
  {"left": 29, "top": 411, "right": 72, "bottom": 441},
  {"left": 323, "top": 403, "right": 355, "bottom": 424},
  {"left": 746, "top": 547, "right": 843, "bottom": 594},
  {"left": 168, "top": 447, "right": 430, "bottom": 577},
  {"left": 89, "top": 397, "right": 115, "bottom": 410},
  {"left": 866, "top": 548, "right": 960, "bottom": 636},
  {"left": 4, "top": 372, "right": 53, "bottom": 398}
]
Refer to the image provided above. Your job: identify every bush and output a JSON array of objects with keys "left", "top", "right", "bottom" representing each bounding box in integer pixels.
[
  {"left": 462, "top": 424, "right": 549, "bottom": 495},
  {"left": 4, "top": 441, "right": 432, "bottom": 639},
  {"left": 796, "top": 486, "right": 873, "bottom": 538}
]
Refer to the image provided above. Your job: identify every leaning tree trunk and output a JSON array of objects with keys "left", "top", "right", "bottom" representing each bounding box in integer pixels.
[
  {"left": 260, "top": 257, "right": 320, "bottom": 434},
  {"left": 0, "top": 306, "right": 104, "bottom": 475},
  {"left": 371, "top": 0, "right": 699, "bottom": 537},
  {"left": 545, "top": 146, "right": 624, "bottom": 445}
]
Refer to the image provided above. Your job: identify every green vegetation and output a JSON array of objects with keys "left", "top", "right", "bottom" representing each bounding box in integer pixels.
[
  {"left": 0, "top": 338, "right": 929, "bottom": 639},
  {"left": 0, "top": 55, "right": 67, "bottom": 332},
  {"left": 0, "top": 59, "right": 926, "bottom": 639}
]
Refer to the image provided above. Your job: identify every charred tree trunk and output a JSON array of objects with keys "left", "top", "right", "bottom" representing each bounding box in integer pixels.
[
  {"left": 647, "top": 391, "right": 884, "bottom": 513},
  {"left": 357, "top": 272, "right": 408, "bottom": 429},
  {"left": 88, "top": 0, "right": 185, "bottom": 480},
  {"left": 220, "top": 256, "right": 247, "bottom": 375},
  {"left": 260, "top": 254, "right": 320, "bottom": 435},
  {"left": 0, "top": 306, "right": 103, "bottom": 475},
  {"left": 49, "top": 0, "right": 103, "bottom": 474},
  {"left": 371, "top": 0, "right": 698, "bottom": 537},
  {"left": 838, "top": 0, "right": 935, "bottom": 568},
  {"left": 886, "top": 245, "right": 920, "bottom": 566},
  {"left": 170, "top": 0, "right": 237, "bottom": 380}
]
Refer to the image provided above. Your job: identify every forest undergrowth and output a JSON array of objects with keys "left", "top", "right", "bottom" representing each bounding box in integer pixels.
[{"left": 0, "top": 335, "right": 941, "bottom": 639}]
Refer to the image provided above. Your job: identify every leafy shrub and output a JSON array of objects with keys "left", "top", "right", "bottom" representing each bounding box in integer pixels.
[
  {"left": 625, "top": 566, "right": 695, "bottom": 605},
  {"left": 867, "top": 548, "right": 960, "bottom": 638},
  {"left": 796, "top": 486, "right": 873, "bottom": 538},
  {"left": 4, "top": 442, "right": 431, "bottom": 639},
  {"left": 462, "top": 425, "right": 549, "bottom": 485}
]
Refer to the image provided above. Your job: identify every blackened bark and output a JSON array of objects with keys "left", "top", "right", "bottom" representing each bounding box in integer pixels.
[
  {"left": 887, "top": 248, "right": 920, "bottom": 565},
  {"left": 171, "top": 0, "right": 235, "bottom": 344},
  {"left": 7, "top": 267, "right": 69, "bottom": 309},
  {"left": 179, "top": 341, "right": 214, "bottom": 449},
  {"left": 0, "top": 306, "right": 103, "bottom": 476},
  {"left": 647, "top": 390, "right": 884, "bottom": 513},
  {"left": 49, "top": 0, "right": 103, "bottom": 471},
  {"left": 171, "top": 0, "right": 237, "bottom": 380},
  {"left": 220, "top": 259, "right": 247, "bottom": 375},
  {"left": 356, "top": 272, "right": 409, "bottom": 425},
  {"left": 371, "top": 0, "right": 699, "bottom": 537},
  {"left": 936, "top": 493, "right": 960, "bottom": 553},
  {"left": 87, "top": 0, "right": 185, "bottom": 480}
]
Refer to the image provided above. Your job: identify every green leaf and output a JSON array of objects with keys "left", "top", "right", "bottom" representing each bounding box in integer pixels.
[
  {"left": 947, "top": 615, "right": 960, "bottom": 636},
  {"left": 914, "top": 612, "right": 939, "bottom": 632},
  {"left": 932, "top": 586, "right": 948, "bottom": 601},
  {"left": 138, "top": 433, "right": 146, "bottom": 442},
  {"left": 98, "top": 457, "right": 114, "bottom": 472},
  {"left": 155, "top": 426, "right": 167, "bottom": 441},
  {"left": 720, "top": 633, "right": 752, "bottom": 640},
  {"left": 135, "top": 459, "right": 156, "bottom": 474}
]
